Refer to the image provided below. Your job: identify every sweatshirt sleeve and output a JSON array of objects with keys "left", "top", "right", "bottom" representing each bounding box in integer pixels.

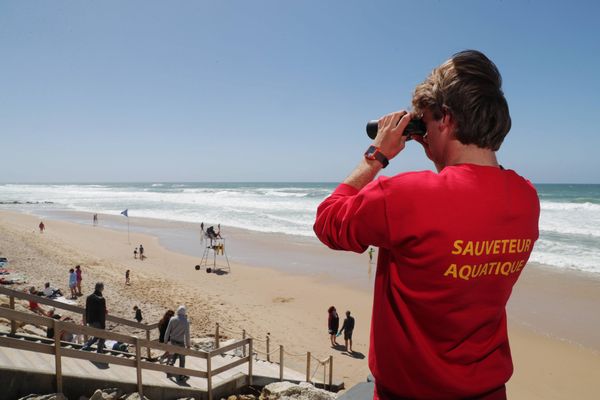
[{"left": 314, "top": 180, "right": 390, "bottom": 252}]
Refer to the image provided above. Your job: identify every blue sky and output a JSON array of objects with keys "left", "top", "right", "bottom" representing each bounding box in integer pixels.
[{"left": 1, "top": 1, "right": 599, "bottom": 183}]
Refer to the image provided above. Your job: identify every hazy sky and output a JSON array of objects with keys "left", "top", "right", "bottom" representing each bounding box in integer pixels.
[{"left": 1, "top": 1, "right": 599, "bottom": 183}]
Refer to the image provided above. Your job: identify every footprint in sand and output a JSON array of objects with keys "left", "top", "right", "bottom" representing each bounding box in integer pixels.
[{"left": 272, "top": 296, "right": 294, "bottom": 304}]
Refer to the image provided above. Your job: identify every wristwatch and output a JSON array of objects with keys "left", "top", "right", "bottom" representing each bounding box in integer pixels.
[{"left": 364, "top": 145, "right": 389, "bottom": 168}]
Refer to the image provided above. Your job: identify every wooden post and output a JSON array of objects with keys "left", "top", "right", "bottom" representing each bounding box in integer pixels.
[
  {"left": 248, "top": 339, "right": 253, "bottom": 386},
  {"left": 266, "top": 333, "right": 271, "bottom": 362},
  {"left": 54, "top": 320, "right": 63, "bottom": 394},
  {"left": 328, "top": 355, "right": 333, "bottom": 390},
  {"left": 242, "top": 329, "right": 246, "bottom": 357},
  {"left": 279, "top": 345, "right": 284, "bottom": 381},
  {"left": 306, "top": 351, "right": 311, "bottom": 383},
  {"left": 207, "top": 351, "right": 213, "bottom": 400},
  {"left": 146, "top": 329, "right": 151, "bottom": 359},
  {"left": 82, "top": 311, "right": 88, "bottom": 342},
  {"left": 323, "top": 360, "right": 326, "bottom": 390},
  {"left": 135, "top": 337, "right": 143, "bottom": 396},
  {"left": 9, "top": 295, "right": 16, "bottom": 335},
  {"left": 215, "top": 323, "right": 220, "bottom": 349}
]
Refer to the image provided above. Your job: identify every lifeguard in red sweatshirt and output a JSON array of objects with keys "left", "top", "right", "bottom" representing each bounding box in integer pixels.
[{"left": 314, "top": 50, "right": 539, "bottom": 400}]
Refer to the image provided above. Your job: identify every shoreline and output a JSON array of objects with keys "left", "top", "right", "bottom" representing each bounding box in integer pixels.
[{"left": 0, "top": 209, "right": 599, "bottom": 398}]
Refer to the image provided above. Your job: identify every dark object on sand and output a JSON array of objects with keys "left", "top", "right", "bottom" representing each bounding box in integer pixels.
[{"left": 195, "top": 265, "right": 200, "bottom": 271}]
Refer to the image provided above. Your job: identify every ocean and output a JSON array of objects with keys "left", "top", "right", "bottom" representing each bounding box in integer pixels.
[{"left": 0, "top": 182, "right": 599, "bottom": 275}]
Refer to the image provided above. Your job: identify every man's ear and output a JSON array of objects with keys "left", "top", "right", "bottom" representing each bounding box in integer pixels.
[{"left": 440, "top": 110, "right": 456, "bottom": 139}]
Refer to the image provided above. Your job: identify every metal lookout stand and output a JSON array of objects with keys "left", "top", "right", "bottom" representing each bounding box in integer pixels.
[{"left": 197, "top": 228, "right": 231, "bottom": 273}]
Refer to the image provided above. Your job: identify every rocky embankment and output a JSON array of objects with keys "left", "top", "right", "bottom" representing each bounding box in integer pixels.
[{"left": 18, "top": 381, "right": 338, "bottom": 400}]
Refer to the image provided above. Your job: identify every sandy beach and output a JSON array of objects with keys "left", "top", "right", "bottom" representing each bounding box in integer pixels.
[{"left": 0, "top": 209, "right": 599, "bottom": 399}]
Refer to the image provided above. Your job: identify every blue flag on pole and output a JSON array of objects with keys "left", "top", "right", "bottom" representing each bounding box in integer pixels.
[{"left": 121, "top": 209, "right": 128, "bottom": 217}]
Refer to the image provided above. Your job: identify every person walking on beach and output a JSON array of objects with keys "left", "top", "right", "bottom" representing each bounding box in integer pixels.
[
  {"left": 314, "top": 50, "right": 539, "bottom": 399},
  {"left": 337, "top": 310, "right": 355, "bottom": 353},
  {"left": 133, "top": 305, "right": 143, "bottom": 323},
  {"left": 82, "top": 282, "right": 107, "bottom": 353},
  {"left": 125, "top": 269, "right": 130, "bottom": 285},
  {"left": 157, "top": 309, "right": 175, "bottom": 363},
  {"left": 68, "top": 268, "right": 77, "bottom": 299},
  {"left": 75, "top": 265, "right": 83, "bottom": 296},
  {"left": 164, "top": 305, "right": 191, "bottom": 383},
  {"left": 133, "top": 247, "right": 138, "bottom": 259},
  {"left": 139, "top": 244, "right": 144, "bottom": 260},
  {"left": 93, "top": 213, "right": 98, "bottom": 226},
  {"left": 38, "top": 221, "right": 45, "bottom": 233},
  {"left": 327, "top": 306, "right": 340, "bottom": 347}
]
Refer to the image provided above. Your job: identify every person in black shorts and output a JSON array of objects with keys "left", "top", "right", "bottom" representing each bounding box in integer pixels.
[{"left": 338, "top": 310, "right": 355, "bottom": 353}]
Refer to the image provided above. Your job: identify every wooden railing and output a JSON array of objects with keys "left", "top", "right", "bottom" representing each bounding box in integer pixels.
[
  {"left": 0, "top": 286, "right": 158, "bottom": 358},
  {"left": 215, "top": 322, "right": 335, "bottom": 390},
  {"left": 0, "top": 305, "right": 252, "bottom": 400}
]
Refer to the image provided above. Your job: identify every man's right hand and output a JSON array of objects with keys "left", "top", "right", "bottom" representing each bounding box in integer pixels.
[{"left": 372, "top": 110, "right": 412, "bottom": 161}]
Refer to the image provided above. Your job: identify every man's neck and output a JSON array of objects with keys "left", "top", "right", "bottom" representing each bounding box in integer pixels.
[{"left": 438, "top": 141, "right": 498, "bottom": 171}]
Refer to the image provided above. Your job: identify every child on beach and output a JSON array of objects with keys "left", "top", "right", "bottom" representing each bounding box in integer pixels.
[
  {"left": 75, "top": 265, "right": 83, "bottom": 296},
  {"left": 39, "top": 221, "right": 45, "bottom": 233},
  {"left": 68, "top": 268, "right": 77, "bottom": 299},
  {"left": 134, "top": 247, "right": 138, "bottom": 259},
  {"left": 134, "top": 305, "right": 143, "bottom": 323},
  {"left": 125, "top": 269, "right": 130, "bottom": 285}
]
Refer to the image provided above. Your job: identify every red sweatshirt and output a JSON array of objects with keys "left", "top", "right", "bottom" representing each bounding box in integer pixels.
[{"left": 314, "top": 164, "right": 539, "bottom": 400}]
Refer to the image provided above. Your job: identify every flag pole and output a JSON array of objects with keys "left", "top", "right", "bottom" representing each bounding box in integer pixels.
[{"left": 127, "top": 217, "right": 130, "bottom": 245}]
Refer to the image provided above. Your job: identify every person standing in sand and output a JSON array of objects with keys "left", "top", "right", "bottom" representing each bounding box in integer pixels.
[
  {"left": 68, "top": 268, "right": 77, "bottom": 299},
  {"left": 368, "top": 247, "right": 374, "bottom": 263},
  {"left": 337, "top": 310, "right": 355, "bottom": 353},
  {"left": 133, "top": 247, "right": 138, "bottom": 259},
  {"left": 139, "top": 244, "right": 144, "bottom": 260},
  {"left": 93, "top": 213, "right": 98, "bottom": 226},
  {"left": 164, "top": 305, "right": 191, "bottom": 383},
  {"left": 125, "top": 269, "right": 130, "bottom": 285},
  {"left": 314, "top": 50, "right": 539, "bottom": 399},
  {"left": 327, "top": 306, "right": 340, "bottom": 347},
  {"left": 82, "top": 282, "right": 107, "bottom": 353},
  {"left": 133, "top": 305, "right": 143, "bottom": 323},
  {"left": 75, "top": 265, "right": 83, "bottom": 296},
  {"left": 38, "top": 221, "right": 45, "bottom": 233}
]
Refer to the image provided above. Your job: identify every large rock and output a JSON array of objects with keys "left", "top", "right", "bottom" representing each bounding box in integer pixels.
[
  {"left": 260, "top": 382, "right": 336, "bottom": 400},
  {"left": 18, "top": 395, "right": 67, "bottom": 400},
  {"left": 89, "top": 388, "right": 123, "bottom": 400},
  {"left": 118, "top": 393, "right": 149, "bottom": 400}
]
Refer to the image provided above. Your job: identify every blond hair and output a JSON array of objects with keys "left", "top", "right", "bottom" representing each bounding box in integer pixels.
[{"left": 412, "top": 50, "right": 511, "bottom": 151}]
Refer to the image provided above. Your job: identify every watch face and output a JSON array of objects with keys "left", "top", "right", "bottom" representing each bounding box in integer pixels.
[{"left": 366, "top": 145, "right": 378, "bottom": 158}]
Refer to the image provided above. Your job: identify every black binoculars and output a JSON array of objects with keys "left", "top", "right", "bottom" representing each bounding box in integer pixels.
[{"left": 366, "top": 118, "right": 427, "bottom": 140}]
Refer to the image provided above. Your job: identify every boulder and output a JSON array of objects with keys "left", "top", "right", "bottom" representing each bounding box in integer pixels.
[
  {"left": 260, "top": 381, "right": 336, "bottom": 400},
  {"left": 89, "top": 388, "right": 123, "bottom": 400}
]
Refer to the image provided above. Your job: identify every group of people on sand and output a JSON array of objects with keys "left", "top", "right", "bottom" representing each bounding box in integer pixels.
[
  {"left": 133, "top": 244, "right": 145, "bottom": 260},
  {"left": 327, "top": 306, "right": 355, "bottom": 353}
]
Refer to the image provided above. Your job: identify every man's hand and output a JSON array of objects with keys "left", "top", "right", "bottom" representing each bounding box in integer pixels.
[
  {"left": 372, "top": 110, "right": 412, "bottom": 161},
  {"left": 342, "top": 110, "right": 412, "bottom": 191}
]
